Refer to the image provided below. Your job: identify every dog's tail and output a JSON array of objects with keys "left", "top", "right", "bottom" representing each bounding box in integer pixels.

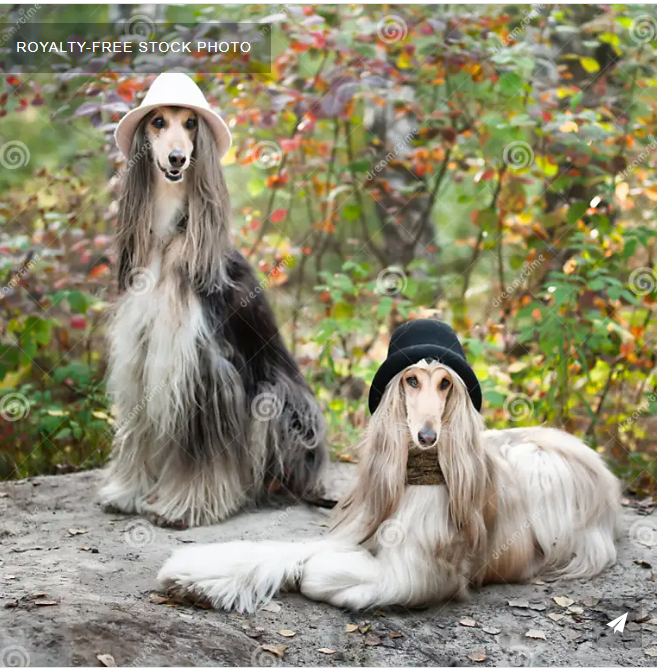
[{"left": 158, "top": 538, "right": 341, "bottom": 613}]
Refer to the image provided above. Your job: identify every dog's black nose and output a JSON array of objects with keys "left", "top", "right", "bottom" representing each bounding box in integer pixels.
[
  {"left": 168, "top": 150, "right": 186, "bottom": 168},
  {"left": 418, "top": 426, "right": 437, "bottom": 447}
]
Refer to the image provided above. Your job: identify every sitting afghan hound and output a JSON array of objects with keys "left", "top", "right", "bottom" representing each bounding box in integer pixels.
[
  {"left": 158, "top": 319, "right": 621, "bottom": 610},
  {"left": 99, "top": 73, "right": 328, "bottom": 528}
]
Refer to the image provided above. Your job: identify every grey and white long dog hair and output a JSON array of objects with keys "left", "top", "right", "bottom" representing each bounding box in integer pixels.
[
  {"left": 100, "top": 106, "right": 328, "bottom": 528},
  {"left": 159, "top": 360, "right": 621, "bottom": 610}
]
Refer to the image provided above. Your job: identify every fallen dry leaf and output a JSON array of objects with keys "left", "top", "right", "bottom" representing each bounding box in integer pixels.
[
  {"left": 563, "top": 628, "right": 581, "bottom": 641},
  {"left": 278, "top": 630, "right": 296, "bottom": 638},
  {"left": 96, "top": 654, "right": 116, "bottom": 667},
  {"left": 508, "top": 599, "right": 529, "bottom": 608},
  {"left": 525, "top": 629, "right": 547, "bottom": 640},
  {"left": 67, "top": 529, "right": 88, "bottom": 536},
  {"left": 482, "top": 626, "right": 501, "bottom": 635},
  {"left": 459, "top": 618, "right": 477, "bottom": 627},
  {"left": 317, "top": 648, "right": 336, "bottom": 655},
  {"left": 260, "top": 644, "right": 286, "bottom": 659},
  {"left": 149, "top": 593, "right": 169, "bottom": 605},
  {"left": 645, "top": 647, "right": 657, "bottom": 658},
  {"left": 389, "top": 632, "right": 403, "bottom": 639},
  {"left": 365, "top": 635, "right": 381, "bottom": 646},
  {"left": 582, "top": 597, "right": 599, "bottom": 607},
  {"left": 468, "top": 651, "right": 487, "bottom": 663},
  {"left": 567, "top": 606, "right": 584, "bottom": 615},
  {"left": 34, "top": 600, "right": 58, "bottom": 606},
  {"left": 548, "top": 612, "right": 565, "bottom": 622},
  {"left": 530, "top": 578, "right": 545, "bottom": 585},
  {"left": 553, "top": 596, "right": 574, "bottom": 608},
  {"left": 261, "top": 602, "right": 281, "bottom": 613},
  {"left": 529, "top": 603, "right": 546, "bottom": 612},
  {"left": 345, "top": 623, "right": 359, "bottom": 633}
]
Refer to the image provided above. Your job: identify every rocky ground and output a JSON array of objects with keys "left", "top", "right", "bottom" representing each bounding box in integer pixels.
[{"left": 1, "top": 467, "right": 657, "bottom": 667}]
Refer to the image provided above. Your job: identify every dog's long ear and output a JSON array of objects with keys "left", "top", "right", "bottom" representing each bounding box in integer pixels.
[
  {"left": 116, "top": 118, "right": 155, "bottom": 289},
  {"left": 331, "top": 372, "right": 408, "bottom": 543},
  {"left": 439, "top": 373, "right": 490, "bottom": 556},
  {"left": 183, "top": 117, "right": 233, "bottom": 292}
]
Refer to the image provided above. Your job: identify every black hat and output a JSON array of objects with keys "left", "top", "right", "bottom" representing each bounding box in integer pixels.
[{"left": 368, "top": 319, "right": 482, "bottom": 414}]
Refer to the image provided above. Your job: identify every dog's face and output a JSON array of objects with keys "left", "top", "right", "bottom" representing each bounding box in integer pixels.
[
  {"left": 145, "top": 106, "right": 197, "bottom": 183},
  {"left": 402, "top": 360, "right": 453, "bottom": 450}
]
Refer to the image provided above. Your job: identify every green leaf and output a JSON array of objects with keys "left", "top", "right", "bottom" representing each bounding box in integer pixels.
[
  {"left": 499, "top": 72, "right": 522, "bottom": 96},
  {"left": 567, "top": 201, "right": 588, "bottom": 225},
  {"left": 348, "top": 159, "right": 371, "bottom": 174},
  {"left": 570, "top": 90, "right": 584, "bottom": 112},
  {"left": 342, "top": 203, "right": 361, "bottom": 221}
]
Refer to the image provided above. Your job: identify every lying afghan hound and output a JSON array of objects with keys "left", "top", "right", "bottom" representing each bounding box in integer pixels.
[
  {"left": 158, "top": 359, "right": 621, "bottom": 610},
  {"left": 100, "top": 80, "right": 327, "bottom": 528}
]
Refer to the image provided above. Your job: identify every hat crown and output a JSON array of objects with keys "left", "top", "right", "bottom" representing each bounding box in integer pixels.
[
  {"left": 141, "top": 73, "right": 210, "bottom": 111},
  {"left": 387, "top": 319, "right": 465, "bottom": 360}
]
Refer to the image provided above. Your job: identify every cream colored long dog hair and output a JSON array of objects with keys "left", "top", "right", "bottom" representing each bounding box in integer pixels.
[{"left": 158, "top": 360, "right": 621, "bottom": 611}]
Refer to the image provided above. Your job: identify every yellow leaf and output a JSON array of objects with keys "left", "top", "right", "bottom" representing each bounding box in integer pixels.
[
  {"left": 559, "top": 120, "right": 579, "bottom": 133},
  {"left": 580, "top": 57, "right": 600, "bottom": 73},
  {"left": 396, "top": 52, "right": 411, "bottom": 69},
  {"left": 278, "top": 630, "right": 296, "bottom": 638}
]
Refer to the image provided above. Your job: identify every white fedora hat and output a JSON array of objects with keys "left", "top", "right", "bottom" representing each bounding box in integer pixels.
[{"left": 114, "top": 72, "right": 232, "bottom": 160}]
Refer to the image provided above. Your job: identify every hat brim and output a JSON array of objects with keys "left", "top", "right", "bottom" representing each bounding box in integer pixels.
[
  {"left": 368, "top": 344, "right": 482, "bottom": 414},
  {"left": 114, "top": 103, "right": 232, "bottom": 161}
]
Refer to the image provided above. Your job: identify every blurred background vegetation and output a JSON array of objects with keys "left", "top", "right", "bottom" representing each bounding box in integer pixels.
[{"left": 1, "top": 4, "right": 657, "bottom": 495}]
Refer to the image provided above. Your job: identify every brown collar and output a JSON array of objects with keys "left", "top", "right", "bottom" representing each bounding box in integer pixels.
[{"left": 406, "top": 449, "right": 445, "bottom": 486}]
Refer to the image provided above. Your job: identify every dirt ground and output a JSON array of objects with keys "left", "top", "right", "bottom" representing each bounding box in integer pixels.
[{"left": 1, "top": 466, "right": 657, "bottom": 667}]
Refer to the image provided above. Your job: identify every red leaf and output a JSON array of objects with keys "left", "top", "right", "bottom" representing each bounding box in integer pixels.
[
  {"left": 271, "top": 208, "right": 288, "bottom": 224},
  {"left": 70, "top": 316, "right": 87, "bottom": 330}
]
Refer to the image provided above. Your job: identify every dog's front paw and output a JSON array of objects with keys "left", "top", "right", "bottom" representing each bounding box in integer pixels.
[
  {"left": 99, "top": 481, "right": 145, "bottom": 515},
  {"left": 145, "top": 511, "right": 189, "bottom": 530}
]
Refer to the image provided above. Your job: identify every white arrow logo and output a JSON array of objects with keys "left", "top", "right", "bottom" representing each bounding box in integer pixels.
[{"left": 607, "top": 612, "right": 628, "bottom": 634}]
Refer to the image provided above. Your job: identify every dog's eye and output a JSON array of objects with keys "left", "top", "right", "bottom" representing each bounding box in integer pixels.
[
  {"left": 439, "top": 378, "right": 452, "bottom": 391},
  {"left": 152, "top": 117, "right": 165, "bottom": 130},
  {"left": 185, "top": 118, "right": 197, "bottom": 130},
  {"left": 406, "top": 376, "right": 418, "bottom": 388}
]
